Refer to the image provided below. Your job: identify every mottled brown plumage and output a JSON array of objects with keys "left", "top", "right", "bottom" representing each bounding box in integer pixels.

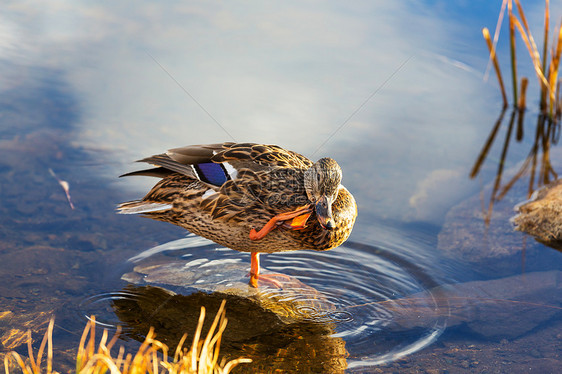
[{"left": 118, "top": 142, "right": 357, "bottom": 285}]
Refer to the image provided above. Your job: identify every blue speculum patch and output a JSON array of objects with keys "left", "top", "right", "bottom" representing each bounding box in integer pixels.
[{"left": 195, "top": 163, "right": 229, "bottom": 186}]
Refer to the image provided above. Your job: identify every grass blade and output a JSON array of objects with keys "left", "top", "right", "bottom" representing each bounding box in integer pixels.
[{"left": 8, "top": 304, "right": 251, "bottom": 374}]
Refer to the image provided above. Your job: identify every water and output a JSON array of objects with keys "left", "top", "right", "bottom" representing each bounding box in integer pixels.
[{"left": 2, "top": 1, "right": 562, "bottom": 372}]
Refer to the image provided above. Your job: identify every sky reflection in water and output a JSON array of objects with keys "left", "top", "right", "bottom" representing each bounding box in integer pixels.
[{"left": 4, "top": 0, "right": 551, "bottom": 224}]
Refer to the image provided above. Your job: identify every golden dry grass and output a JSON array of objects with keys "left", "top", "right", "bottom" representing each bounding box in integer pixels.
[{"left": 4, "top": 300, "right": 251, "bottom": 374}]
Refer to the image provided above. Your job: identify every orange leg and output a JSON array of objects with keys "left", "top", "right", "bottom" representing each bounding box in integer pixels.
[
  {"left": 249, "top": 251, "right": 260, "bottom": 288},
  {"left": 248, "top": 252, "right": 291, "bottom": 288},
  {"left": 250, "top": 251, "right": 260, "bottom": 277},
  {"left": 249, "top": 205, "right": 313, "bottom": 241}
]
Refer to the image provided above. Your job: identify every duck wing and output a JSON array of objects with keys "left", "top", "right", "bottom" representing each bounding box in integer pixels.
[
  {"left": 166, "top": 142, "right": 313, "bottom": 170},
  {"left": 122, "top": 142, "right": 312, "bottom": 179},
  {"left": 119, "top": 143, "right": 312, "bottom": 221}
]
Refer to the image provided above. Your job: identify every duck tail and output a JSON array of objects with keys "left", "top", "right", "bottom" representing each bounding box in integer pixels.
[{"left": 117, "top": 200, "right": 173, "bottom": 215}]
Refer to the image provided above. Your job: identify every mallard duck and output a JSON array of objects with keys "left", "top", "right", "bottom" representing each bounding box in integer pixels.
[{"left": 118, "top": 142, "right": 357, "bottom": 287}]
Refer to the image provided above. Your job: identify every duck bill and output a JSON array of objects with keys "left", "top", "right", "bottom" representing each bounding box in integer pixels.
[{"left": 315, "top": 195, "right": 335, "bottom": 230}]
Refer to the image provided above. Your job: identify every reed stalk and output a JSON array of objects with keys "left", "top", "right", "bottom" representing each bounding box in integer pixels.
[
  {"left": 483, "top": 27, "right": 508, "bottom": 107},
  {"left": 548, "top": 22, "right": 562, "bottom": 117},
  {"left": 519, "top": 77, "right": 529, "bottom": 109},
  {"left": 541, "top": 0, "right": 550, "bottom": 110},
  {"left": 517, "top": 77, "right": 528, "bottom": 140},
  {"left": 511, "top": 17, "right": 551, "bottom": 92},
  {"left": 486, "top": 0, "right": 562, "bottom": 120},
  {"left": 509, "top": 1, "right": 519, "bottom": 105}
]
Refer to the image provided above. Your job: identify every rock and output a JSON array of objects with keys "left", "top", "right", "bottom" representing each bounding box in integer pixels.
[
  {"left": 390, "top": 271, "right": 562, "bottom": 340},
  {"left": 437, "top": 155, "right": 562, "bottom": 276},
  {"left": 437, "top": 185, "right": 528, "bottom": 264},
  {"left": 513, "top": 179, "right": 562, "bottom": 250},
  {"left": 123, "top": 258, "right": 336, "bottom": 323},
  {"left": 0, "top": 310, "right": 52, "bottom": 351},
  {"left": 120, "top": 258, "right": 348, "bottom": 373}
]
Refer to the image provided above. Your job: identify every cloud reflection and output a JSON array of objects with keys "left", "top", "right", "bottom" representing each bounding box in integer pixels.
[{"left": 4, "top": 0, "right": 558, "bottom": 224}]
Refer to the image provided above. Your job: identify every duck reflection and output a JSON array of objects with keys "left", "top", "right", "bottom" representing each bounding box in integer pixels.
[
  {"left": 470, "top": 107, "right": 560, "bottom": 224},
  {"left": 111, "top": 284, "right": 348, "bottom": 373}
]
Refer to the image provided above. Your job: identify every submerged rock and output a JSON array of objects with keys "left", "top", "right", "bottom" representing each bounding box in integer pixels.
[
  {"left": 391, "top": 270, "right": 562, "bottom": 340},
  {"left": 437, "top": 181, "right": 540, "bottom": 277},
  {"left": 121, "top": 258, "right": 348, "bottom": 373},
  {"left": 513, "top": 179, "right": 562, "bottom": 250},
  {"left": 437, "top": 154, "right": 562, "bottom": 276},
  {"left": 123, "top": 258, "right": 336, "bottom": 324},
  {"left": 0, "top": 310, "right": 52, "bottom": 351}
]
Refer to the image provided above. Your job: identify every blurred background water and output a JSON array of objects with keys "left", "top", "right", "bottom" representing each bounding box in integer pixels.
[{"left": 1, "top": 1, "right": 562, "bottom": 372}]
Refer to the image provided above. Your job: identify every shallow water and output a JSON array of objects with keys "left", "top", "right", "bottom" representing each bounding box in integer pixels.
[{"left": 2, "top": 1, "right": 562, "bottom": 372}]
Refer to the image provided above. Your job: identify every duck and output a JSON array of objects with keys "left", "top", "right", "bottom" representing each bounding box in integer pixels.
[{"left": 118, "top": 142, "right": 357, "bottom": 287}]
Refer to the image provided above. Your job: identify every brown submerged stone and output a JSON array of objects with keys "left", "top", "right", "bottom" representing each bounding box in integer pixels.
[
  {"left": 119, "top": 261, "right": 349, "bottom": 373},
  {"left": 513, "top": 179, "right": 562, "bottom": 250}
]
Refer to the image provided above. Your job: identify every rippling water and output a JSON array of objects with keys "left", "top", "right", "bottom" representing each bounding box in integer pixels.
[{"left": 78, "top": 234, "right": 448, "bottom": 370}]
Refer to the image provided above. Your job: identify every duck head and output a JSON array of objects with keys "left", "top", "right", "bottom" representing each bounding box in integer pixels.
[{"left": 304, "top": 157, "right": 342, "bottom": 230}]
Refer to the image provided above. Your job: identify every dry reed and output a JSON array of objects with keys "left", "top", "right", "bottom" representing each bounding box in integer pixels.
[{"left": 484, "top": 0, "right": 562, "bottom": 119}]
